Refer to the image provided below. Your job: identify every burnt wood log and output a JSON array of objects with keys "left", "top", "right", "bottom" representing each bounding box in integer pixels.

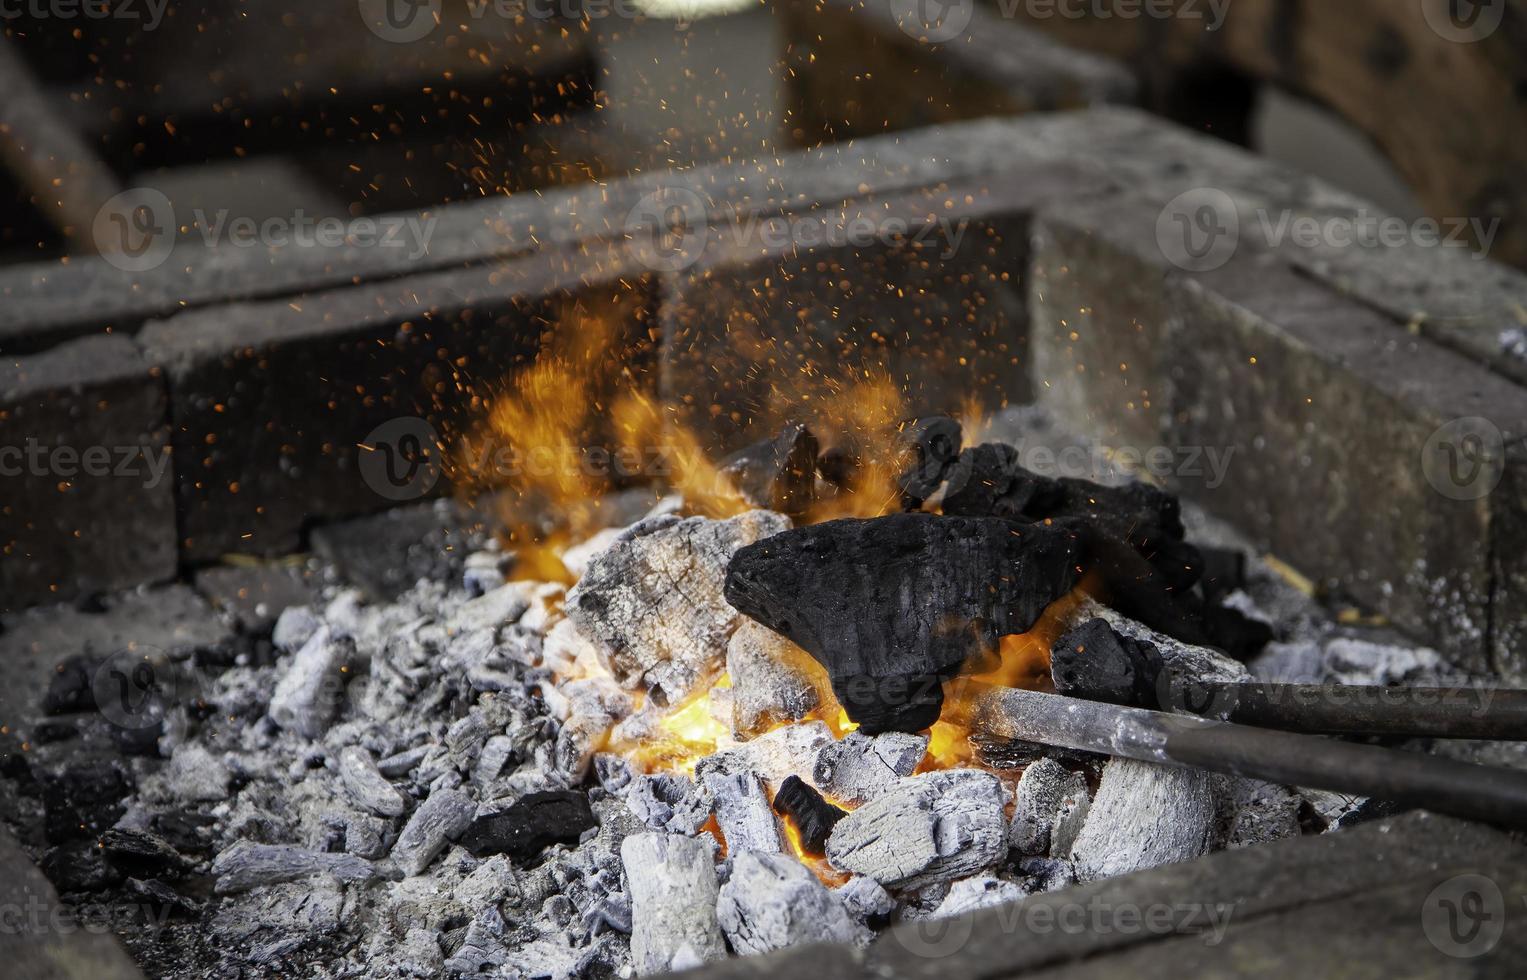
[{"left": 725, "top": 513, "right": 1083, "bottom": 733}]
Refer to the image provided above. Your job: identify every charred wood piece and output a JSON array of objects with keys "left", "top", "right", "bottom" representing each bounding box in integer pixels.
[
  {"left": 725, "top": 513, "right": 1082, "bottom": 733},
  {"left": 720, "top": 422, "right": 820, "bottom": 516},
  {"left": 895, "top": 416, "right": 963, "bottom": 508},
  {"left": 1051, "top": 618, "right": 1166, "bottom": 710},
  {"left": 458, "top": 789, "right": 596, "bottom": 863},
  {"left": 772, "top": 775, "right": 847, "bottom": 855}
]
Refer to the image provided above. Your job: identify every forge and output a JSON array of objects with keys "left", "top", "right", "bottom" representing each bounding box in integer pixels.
[{"left": 3, "top": 4, "right": 1527, "bottom": 980}]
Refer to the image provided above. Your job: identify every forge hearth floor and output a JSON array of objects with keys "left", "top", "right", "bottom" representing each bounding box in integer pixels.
[
  {"left": 677, "top": 812, "right": 1527, "bottom": 979},
  {"left": 0, "top": 407, "right": 1519, "bottom": 979}
]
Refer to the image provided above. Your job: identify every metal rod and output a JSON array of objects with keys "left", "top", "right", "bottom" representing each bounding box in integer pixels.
[
  {"left": 967, "top": 684, "right": 1527, "bottom": 828},
  {"left": 1204, "top": 683, "right": 1527, "bottom": 739}
]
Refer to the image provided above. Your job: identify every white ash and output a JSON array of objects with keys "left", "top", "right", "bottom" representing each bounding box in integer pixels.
[
  {"left": 813, "top": 730, "right": 929, "bottom": 807},
  {"left": 272, "top": 604, "right": 321, "bottom": 652},
  {"left": 565, "top": 511, "right": 791, "bottom": 706},
  {"left": 267, "top": 625, "right": 354, "bottom": 738},
  {"left": 1010, "top": 758, "right": 1090, "bottom": 858},
  {"left": 825, "top": 770, "right": 1008, "bottom": 889},
  {"left": 933, "top": 874, "right": 1027, "bottom": 919},
  {"left": 625, "top": 773, "right": 714, "bottom": 836},
  {"left": 716, "top": 851, "right": 864, "bottom": 954},
  {"left": 701, "top": 769, "right": 786, "bottom": 854},
  {"left": 164, "top": 743, "right": 232, "bottom": 803},
  {"left": 835, "top": 875, "right": 897, "bottom": 926},
  {"left": 622, "top": 832, "right": 727, "bottom": 975},
  {"left": 695, "top": 720, "right": 834, "bottom": 791},
  {"left": 1211, "top": 776, "right": 1302, "bottom": 849},
  {"left": 1068, "top": 759, "right": 1216, "bottom": 882},
  {"left": 339, "top": 745, "right": 410, "bottom": 817},
  {"left": 726, "top": 621, "right": 822, "bottom": 739}
]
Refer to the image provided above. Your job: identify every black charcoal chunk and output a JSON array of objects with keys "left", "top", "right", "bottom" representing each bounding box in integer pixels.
[
  {"left": 1050, "top": 618, "right": 1165, "bottom": 709},
  {"left": 725, "top": 513, "right": 1081, "bottom": 733},
  {"left": 771, "top": 775, "right": 846, "bottom": 855},
  {"left": 895, "top": 416, "right": 963, "bottom": 508},
  {"left": 459, "top": 790, "right": 596, "bottom": 863},
  {"left": 719, "top": 422, "right": 820, "bottom": 516}
]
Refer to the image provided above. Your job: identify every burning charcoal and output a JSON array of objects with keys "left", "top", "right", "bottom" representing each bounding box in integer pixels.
[
  {"left": 933, "top": 875, "right": 1026, "bottom": 918},
  {"left": 694, "top": 720, "right": 834, "bottom": 790},
  {"left": 835, "top": 876, "right": 896, "bottom": 927},
  {"left": 1050, "top": 618, "right": 1166, "bottom": 710},
  {"left": 895, "top": 416, "right": 964, "bottom": 508},
  {"left": 338, "top": 745, "right": 408, "bottom": 817},
  {"left": 567, "top": 511, "right": 791, "bottom": 707},
  {"left": 626, "top": 774, "right": 714, "bottom": 835},
  {"left": 726, "top": 621, "right": 822, "bottom": 739},
  {"left": 459, "top": 790, "right": 597, "bottom": 863},
  {"left": 1009, "top": 758, "right": 1090, "bottom": 858},
  {"left": 1096, "top": 607, "right": 1251, "bottom": 714},
  {"left": 553, "top": 677, "right": 633, "bottom": 783},
  {"left": 1067, "top": 758, "right": 1215, "bottom": 882},
  {"left": 719, "top": 422, "right": 820, "bottom": 516},
  {"left": 620, "top": 833, "right": 726, "bottom": 975},
  {"left": 391, "top": 787, "right": 476, "bottom": 876},
  {"left": 716, "top": 851, "right": 862, "bottom": 955},
  {"left": 272, "top": 605, "right": 321, "bottom": 653},
  {"left": 813, "top": 730, "right": 929, "bottom": 807},
  {"left": 725, "top": 513, "right": 1082, "bottom": 733},
  {"left": 542, "top": 618, "right": 603, "bottom": 677},
  {"left": 268, "top": 626, "right": 354, "bottom": 739},
  {"left": 700, "top": 770, "right": 785, "bottom": 854},
  {"left": 825, "top": 770, "right": 1008, "bottom": 889},
  {"left": 772, "top": 775, "right": 847, "bottom": 855},
  {"left": 211, "top": 841, "right": 376, "bottom": 894}
]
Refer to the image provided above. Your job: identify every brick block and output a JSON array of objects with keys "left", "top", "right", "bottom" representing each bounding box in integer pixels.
[
  {"left": 137, "top": 248, "right": 656, "bottom": 562},
  {"left": 1029, "top": 192, "right": 1527, "bottom": 674},
  {"left": 0, "top": 335, "right": 177, "bottom": 611}
]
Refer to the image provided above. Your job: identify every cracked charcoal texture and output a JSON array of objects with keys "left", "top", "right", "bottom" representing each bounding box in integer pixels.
[
  {"left": 716, "top": 851, "right": 862, "bottom": 955},
  {"left": 725, "top": 513, "right": 1082, "bottom": 732},
  {"left": 567, "top": 511, "right": 791, "bottom": 707}
]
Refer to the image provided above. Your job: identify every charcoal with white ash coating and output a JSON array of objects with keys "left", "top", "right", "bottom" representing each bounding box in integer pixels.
[
  {"left": 772, "top": 775, "right": 847, "bottom": 854},
  {"left": 718, "top": 421, "right": 820, "bottom": 517},
  {"left": 724, "top": 513, "right": 1082, "bottom": 733},
  {"left": 457, "top": 789, "right": 597, "bottom": 863}
]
